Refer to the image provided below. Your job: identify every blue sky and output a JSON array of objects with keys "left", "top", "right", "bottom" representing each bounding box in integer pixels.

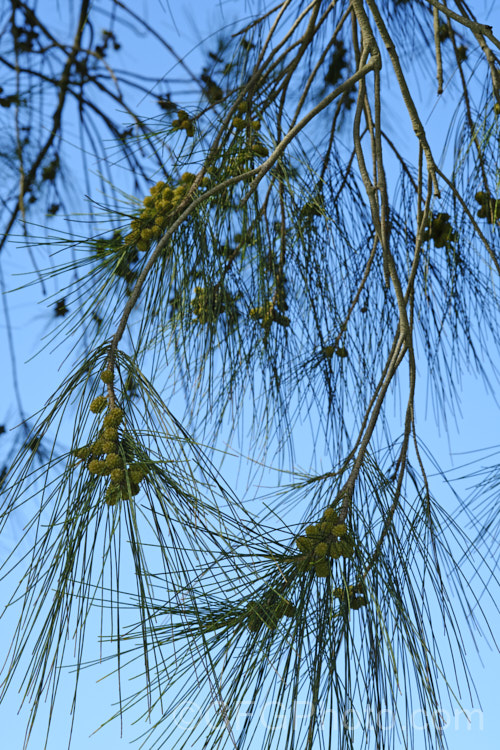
[{"left": 1, "top": 1, "right": 500, "bottom": 748}]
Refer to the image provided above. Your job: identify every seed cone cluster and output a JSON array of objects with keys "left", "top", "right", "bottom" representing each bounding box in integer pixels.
[
  {"left": 245, "top": 593, "right": 295, "bottom": 633},
  {"left": 294, "top": 507, "right": 355, "bottom": 577},
  {"left": 422, "top": 212, "right": 457, "bottom": 248},
  {"left": 72, "top": 371, "right": 147, "bottom": 505},
  {"left": 92, "top": 231, "right": 139, "bottom": 292},
  {"left": 125, "top": 172, "right": 209, "bottom": 253},
  {"left": 475, "top": 192, "right": 500, "bottom": 224}
]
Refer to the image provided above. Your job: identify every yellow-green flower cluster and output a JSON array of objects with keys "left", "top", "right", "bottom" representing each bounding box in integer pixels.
[
  {"left": 249, "top": 301, "right": 290, "bottom": 330},
  {"left": 71, "top": 374, "right": 147, "bottom": 506},
  {"left": 172, "top": 109, "right": 194, "bottom": 137},
  {"left": 125, "top": 173, "right": 202, "bottom": 253},
  {"left": 245, "top": 594, "right": 295, "bottom": 633},
  {"left": 100, "top": 369, "right": 114, "bottom": 384},
  {"left": 89, "top": 395, "right": 107, "bottom": 413},
  {"left": 475, "top": 192, "right": 500, "bottom": 224},
  {"left": 294, "top": 507, "right": 355, "bottom": 577}
]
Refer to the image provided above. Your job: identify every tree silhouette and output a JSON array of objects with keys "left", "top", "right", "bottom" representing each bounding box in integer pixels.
[{"left": 1, "top": 1, "right": 499, "bottom": 749}]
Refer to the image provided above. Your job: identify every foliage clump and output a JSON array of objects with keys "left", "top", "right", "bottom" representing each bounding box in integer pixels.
[
  {"left": 2, "top": 3, "right": 500, "bottom": 750},
  {"left": 92, "top": 230, "right": 139, "bottom": 292},
  {"left": 192, "top": 285, "right": 237, "bottom": 325},
  {"left": 245, "top": 592, "right": 295, "bottom": 632}
]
